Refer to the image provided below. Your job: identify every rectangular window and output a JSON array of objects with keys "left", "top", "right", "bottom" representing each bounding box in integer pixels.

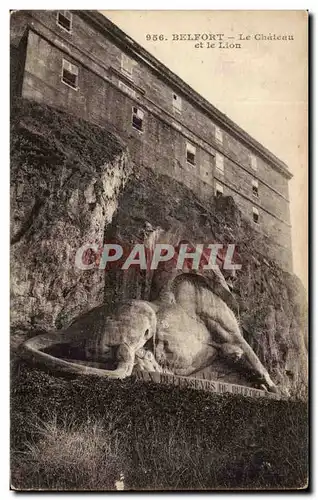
[
  {"left": 121, "top": 53, "right": 133, "bottom": 77},
  {"left": 132, "top": 106, "right": 144, "bottom": 132},
  {"left": 186, "top": 143, "right": 196, "bottom": 166},
  {"left": 57, "top": 11, "right": 72, "bottom": 32},
  {"left": 118, "top": 80, "right": 136, "bottom": 99},
  {"left": 173, "top": 93, "right": 182, "bottom": 113},
  {"left": 62, "top": 59, "right": 78, "bottom": 90},
  {"left": 252, "top": 207, "right": 259, "bottom": 224},
  {"left": 215, "top": 126, "right": 223, "bottom": 144},
  {"left": 215, "top": 182, "right": 224, "bottom": 198},
  {"left": 252, "top": 179, "right": 259, "bottom": 197},
  {"left": 216, "top": 153, "right": 224, "bottom": 175},
  {"left": 251, "top": 154, "right": 258, "bottom": 171}
]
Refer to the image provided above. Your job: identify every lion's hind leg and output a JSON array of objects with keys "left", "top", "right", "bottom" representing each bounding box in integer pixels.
[{"left": 206, "top": 318, "right": 277, "bottom": 392}]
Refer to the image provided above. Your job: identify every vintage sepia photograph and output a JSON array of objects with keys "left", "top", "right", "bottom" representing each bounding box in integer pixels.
[{"left": 10, "top": 9, "right": 308, "bottom": 491}]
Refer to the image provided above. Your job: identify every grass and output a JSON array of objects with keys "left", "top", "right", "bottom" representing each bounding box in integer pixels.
[
  {"left": 10, "top": 362, "right": 308, "bottom": 491},
  {"left": 11, "top": 416, "right": 126, "bottom": 491}
]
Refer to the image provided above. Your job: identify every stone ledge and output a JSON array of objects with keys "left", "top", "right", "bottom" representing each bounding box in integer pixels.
[{"left": 134, "top": 370, "right": 280, "bottom": 400}]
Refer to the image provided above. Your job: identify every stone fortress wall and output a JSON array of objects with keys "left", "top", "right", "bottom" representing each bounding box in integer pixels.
[{"left": 10, "top": 9, "right": 293, "bottom": 271}]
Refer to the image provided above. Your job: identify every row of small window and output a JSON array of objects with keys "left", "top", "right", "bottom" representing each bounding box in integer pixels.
[
  {"left": 122, "top": 52, "right": 260, "bottom": 175},
  {"left": 216, "top": 177, "right": 258, "bottom": 198},
  {"left": 215, "top": 183, "right": 260, "bottom": 223},
  {"left": 185, "top": 128, "right": 258, "bottom": 177},
  {"left": 122, "top": 53, "right": 254, "bottom": 176},
  {"left": 56, "top": 11, "right": 183, "bottom": 117},
  {"left": 59, "top": 62, "right": 261, "bottom": 201},
  {"left": 56, "top": 11, "right": 259, "bottom": 176},
  {"left": 121, "top": 54, "right": 259, "bottom": 174},
  {"left": 214, "top": 133, "right": 258, "bottom": 172},
  {"left": 59, "top": 63, "right": 145, "bottom": 133},
  {"left": 131, "top": 109, "right": 259, "bottom": 200},
  {"left": 186, "top": 144, "right": 259, "bottom": 198}
]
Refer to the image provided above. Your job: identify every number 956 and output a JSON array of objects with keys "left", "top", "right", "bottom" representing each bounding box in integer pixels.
[{"left": 145, "top": 34, "right": 165, "bottom": 41}]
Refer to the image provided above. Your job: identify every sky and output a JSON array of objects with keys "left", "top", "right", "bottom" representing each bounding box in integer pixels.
[{"left": 102, "top": 10, "right": 308, "bottom": 289}]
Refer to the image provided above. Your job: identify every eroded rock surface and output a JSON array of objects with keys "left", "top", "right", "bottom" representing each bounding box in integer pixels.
[{"left": 11, "top": 99, "right": 131, "bottom": 330}]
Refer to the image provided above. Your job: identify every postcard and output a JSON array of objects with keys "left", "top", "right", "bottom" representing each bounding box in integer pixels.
[{"left": 10, "top": 9, "right": 308, "bottom": 491}]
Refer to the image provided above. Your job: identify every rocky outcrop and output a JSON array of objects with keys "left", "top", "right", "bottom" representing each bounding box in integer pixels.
[
  {"left": 10, "top": 99, "right": 307, "bottom": 398},
  {"left": 11, "top": 99, "right": 131, "bottom": 330}
]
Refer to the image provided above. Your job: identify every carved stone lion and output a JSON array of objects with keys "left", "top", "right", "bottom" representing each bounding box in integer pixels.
[{"left": 19, "top": 268, "right": 278, "bottom": 393}]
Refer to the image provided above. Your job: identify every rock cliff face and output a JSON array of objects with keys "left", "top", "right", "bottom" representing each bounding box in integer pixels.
[
  {"left": 11, "top": 99, "right": 131, "bottom": 330},
  {"left": 11, "top": 100, "right": 307, "bottom": 398}
]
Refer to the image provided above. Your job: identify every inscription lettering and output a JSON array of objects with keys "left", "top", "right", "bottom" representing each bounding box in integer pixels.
[{"left": 134, "top": 370, "right": 279, "bottom": 399}]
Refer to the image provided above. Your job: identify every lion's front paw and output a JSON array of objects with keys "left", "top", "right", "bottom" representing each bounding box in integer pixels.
[{"left": 134, "top": 348, "right": 163, "bottom": 373}]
